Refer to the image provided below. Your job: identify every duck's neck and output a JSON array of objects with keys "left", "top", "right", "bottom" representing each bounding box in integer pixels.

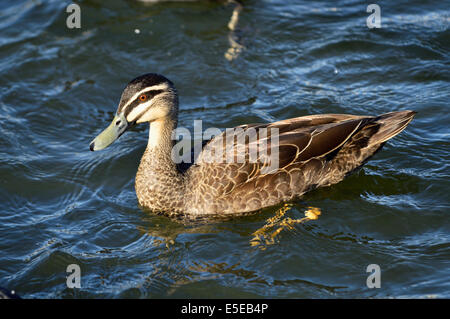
[
  {"left": 147, "top": 118, "right": 177, "bottom": 165},
  {"left": 135, "top": 117, "right": 185, "bottom": 212}
]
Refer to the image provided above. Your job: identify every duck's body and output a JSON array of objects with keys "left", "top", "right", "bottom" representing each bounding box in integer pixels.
[{"left": 90, "top": 73, "right": 415, "bottom": 218}]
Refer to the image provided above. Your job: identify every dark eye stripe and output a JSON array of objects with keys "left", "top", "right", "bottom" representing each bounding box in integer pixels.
[
  {"left": 123, "top": 90, "right": 164, "bottom": 117},
  {"left": 144, "top": 89, "right": 164, "bottom": 100}
]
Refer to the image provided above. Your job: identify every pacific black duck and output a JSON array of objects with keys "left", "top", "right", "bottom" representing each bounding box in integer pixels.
[{"left": 90, "top": 73, "right": 415, "bottom": 217}]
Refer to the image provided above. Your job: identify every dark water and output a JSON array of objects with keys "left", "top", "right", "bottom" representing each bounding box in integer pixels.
[{"left": 0, "top": 0, "right": 449, "bottom": 298}]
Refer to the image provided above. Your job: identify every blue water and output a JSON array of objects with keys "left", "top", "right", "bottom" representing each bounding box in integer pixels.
[{"left": 0, "top": 0, "right": 449, "bottom": 298}]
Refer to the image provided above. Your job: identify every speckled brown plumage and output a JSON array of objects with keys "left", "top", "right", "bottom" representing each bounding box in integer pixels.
[
  {"left": 135, "top": 109, "right": 415, "bottom": 217},
  {"left": 91, "top": 73, "right": 415, "bottom": 218}
]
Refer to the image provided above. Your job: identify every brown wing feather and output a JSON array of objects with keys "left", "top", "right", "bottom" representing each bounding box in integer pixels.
[
  {"left": 191, "top": 114, "right": 365, "bottom": 193},
  {"left": 186, "top": 111, "right": 415, "bottom": 215}
]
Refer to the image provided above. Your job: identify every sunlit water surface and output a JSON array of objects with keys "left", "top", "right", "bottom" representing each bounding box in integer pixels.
[{"left": 0, "top": 0, "right": 449, "bottom": 298}]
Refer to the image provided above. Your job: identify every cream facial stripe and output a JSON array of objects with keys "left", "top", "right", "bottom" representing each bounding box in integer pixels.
[
  {"left": 126, "top": 99, "right": 154, "bottom": 122},
  {"left": 120, "top": 83, "right": 169, "bottom": 115}
]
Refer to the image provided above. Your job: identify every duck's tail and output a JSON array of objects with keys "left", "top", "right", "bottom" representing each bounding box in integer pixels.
[
  {"left": 323, "top": 110, "right": 416, "bottom": 185},
  {"left": 369, "top": 110, "right": 416, "bottom": 146}
]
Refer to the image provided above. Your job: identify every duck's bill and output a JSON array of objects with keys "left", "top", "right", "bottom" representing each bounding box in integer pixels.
[{"left": 89, "top": 113, "right": 132, "bottom": 151}]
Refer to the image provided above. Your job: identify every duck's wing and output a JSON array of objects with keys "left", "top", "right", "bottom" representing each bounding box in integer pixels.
[
  {"left": 194, "top": 113, "right": 368, "bottom": 170},
  {"left": 187, "top": 111, "right": 415, "bottom": 214}
]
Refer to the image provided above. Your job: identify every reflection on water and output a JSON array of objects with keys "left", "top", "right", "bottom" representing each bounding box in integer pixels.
[
  {"left": 224, "top": 0, "right": 244, "bottom": 61},
  {"left": 136, "top": 216, "right": 220, "bottom": 248}
]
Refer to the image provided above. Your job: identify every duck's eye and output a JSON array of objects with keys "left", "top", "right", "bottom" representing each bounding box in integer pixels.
[{"left": 139, "top": 94, "right": 148, "bottom": 102}]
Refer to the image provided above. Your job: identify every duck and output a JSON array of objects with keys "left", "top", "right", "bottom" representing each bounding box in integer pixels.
[{"left": 90, "top": 73, "right": 415, "bottom": 218}]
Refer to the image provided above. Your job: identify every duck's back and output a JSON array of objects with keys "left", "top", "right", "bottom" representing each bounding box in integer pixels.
[{"left": 183, "top": 110, "right": 415, "bottom": 216}]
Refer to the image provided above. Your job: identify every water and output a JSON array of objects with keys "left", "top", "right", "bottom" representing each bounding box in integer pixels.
[{"left": 0, "top": 0, "right": 449, "bottom": 299}]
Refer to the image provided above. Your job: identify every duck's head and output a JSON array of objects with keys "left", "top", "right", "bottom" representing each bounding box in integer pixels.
[{"left": 89, "top": 73, "right": 178, "bottom": 151}]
